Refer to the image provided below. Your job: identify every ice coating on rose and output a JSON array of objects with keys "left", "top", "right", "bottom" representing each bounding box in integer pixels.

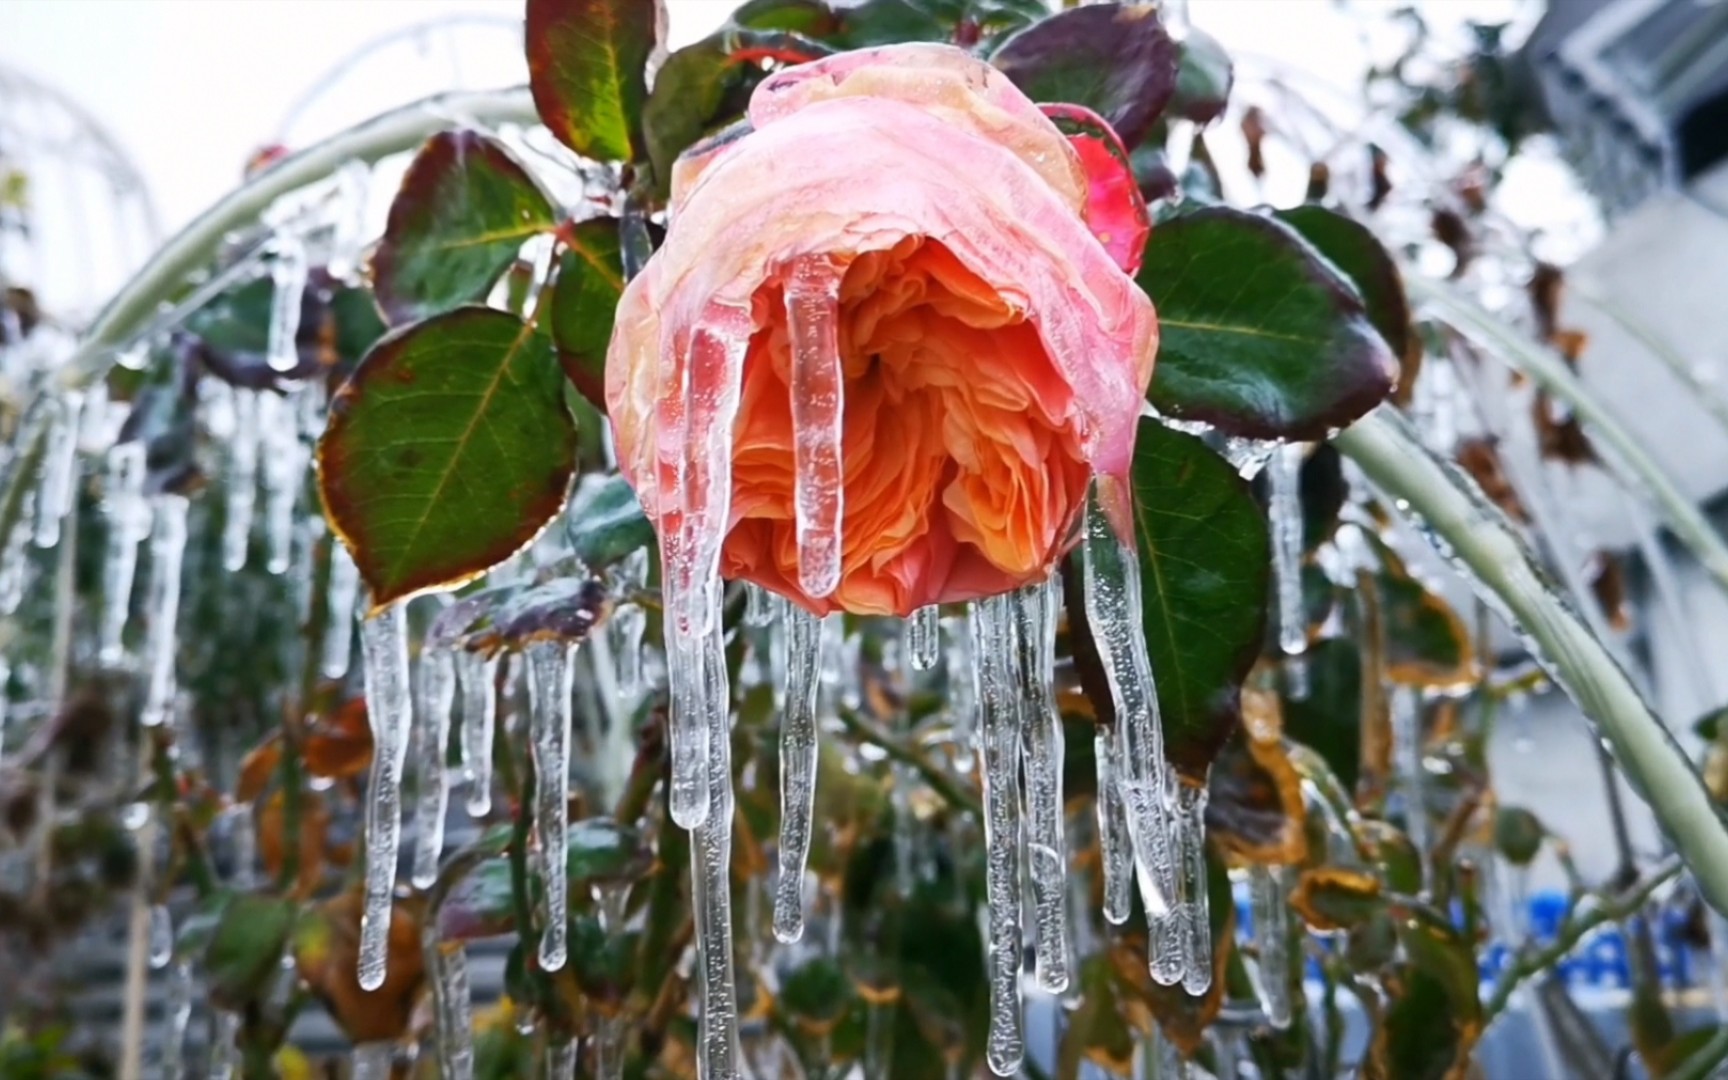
[{"left": 606, "top": 43, "right": 1158, "bottom": 617}]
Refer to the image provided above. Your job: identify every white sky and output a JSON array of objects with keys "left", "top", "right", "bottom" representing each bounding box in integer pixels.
[{"left": 0, "top": 0, "right": 1531, "bottom": 313}]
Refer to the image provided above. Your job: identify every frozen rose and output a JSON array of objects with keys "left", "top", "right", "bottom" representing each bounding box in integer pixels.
[{"left": 606, "top": 43, "right": 1157, "bottom": 617}]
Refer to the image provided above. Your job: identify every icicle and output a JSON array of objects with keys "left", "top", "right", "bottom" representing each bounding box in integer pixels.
[
  {"left": 221, "top": 390, "right": 261, "bottom": 571},
  {"left": 32, "top": 390, "right": 85, "bottom": 549},
  {"left": 1013, "top": 577, "right": 1070, "bottom": 994},
  {"left": 660, "top": 306, "right": 747, "bottom": 833},
  {"left": 320, "top": 545, "right": 361, "bottom": 678},
  {"left": 1096, "top": 730, "right": 1133, "bottom": 924},
  {"left": 890, "top": 761, "right": 919, "bottom": 896},
  {"left": 945, "top": 615, "right": 978, "bottom": 770},
  {"left": 98, "top": 441, "right": 149, "bottom": 664},
  {"left": 785, "top": 256, "right": 846, "bottom": 598},
  {"left": 358, "top": 602, "right": 413, "bottom": 992},
  {"left": 148, "top": 903, "right": 174, "bottom": 969},
  {"left": 908, "top": 604, "right": 940, "bottom": 671},
  {"left": 0, "top": 503, "right": 27, "bottom": 614},
  {"left": 424, "top": 924, "right": 475, "bottom": 1080},
  {"left": 160, "top": 959, "right": 193, "bottom": 1080},
  {"left": 773, "top": 606, "right": 823, "bottom": 943},
  {"left": 1150, "top": 874, "right": 1185, "bottom": 987},
  {"left": 1175, "top": 784, "right": 1212, "bottom": 994},
  {"left": 528, "top": 639, "right": 576, "bottom": 971},
  {"left": 1250, "top": 865, "right": 1293, "bottom": 1029},
  {"left": 689, "top": 588, "right": 743, "bottom": 1080},
  {"left": 744, "top": 582, "right": 776, "bottom": 627},
  {"left": 266, "top": 235, "right": 307, "bottom": 373},
  {"left": 326, "top": 161, "right": 372, "bottom": 283},
  {"left": 350, "top": 1043, "right": 394, "bottom": 1080},
  {"left": 1391, "top": 685, "right": 1429, "bottom": 855},
  {"left": 1079, "top": 497, "right": 1175, "bottom": 918},
  {"left": 610, "top": 547, "right": 651, "bottom": 697},
  {"left": 230, "top": 802, "right": 256, "bottom": 889},
  {"left": 548, "top": 1040, "right": 579, "bottom": 1079},
  {"left": 411, "top": 648, "right": 457, "bottom": 888},
  {"left": 258, "top": 392, "right": 305, "bottom": 574},
  {"left": 1270, "top": 443, "right": 1309, "bottom": 698},
  {"left": 1149, "top": 1025, "right": 1189, "bottom": 1079},
  {"left": 208, "top": 1010, "right": 240, "bottom": 1079},
  {"left": 0, "top": 657, "right": 10, "bottom": 764},
  {"left": 458, "top": 651, "right": 500, "bottom": 816},
  {"left": 141, "top": 495, "right": 190, "bottom": 728},
  {"left": 971, "top": 594, "right": 1025, "bottom": 1077}
]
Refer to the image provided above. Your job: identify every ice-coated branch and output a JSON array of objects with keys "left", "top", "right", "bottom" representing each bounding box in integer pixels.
[
  {"left": 1408, "top": 276, "right": 1728, "bottom": 592},
  {"left": 1335, "top": 406, "right": 1728, "bottom": 916}
]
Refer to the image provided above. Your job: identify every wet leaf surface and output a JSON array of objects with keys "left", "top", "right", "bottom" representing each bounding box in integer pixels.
[
  {"left": 549, "top": 219, "right": 625, "bottom": 412},
  {"left": 992, "top": 3, "right": 1179, "bottom": 150},
  {"left": 526, "top": 0, "right": 661, "bottom": 162}
]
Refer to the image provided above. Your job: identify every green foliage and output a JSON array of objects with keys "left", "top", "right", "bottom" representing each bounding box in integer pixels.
[
  {"left": 549, "top": 218, "right": 625, "bottom": 412},
  {"left": 526, "top": 0, "right": 660, "bottom": 162}
]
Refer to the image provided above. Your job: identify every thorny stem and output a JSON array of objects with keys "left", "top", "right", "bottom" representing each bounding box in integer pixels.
[
  {"left": 1482, "top": 857, "right": 1680, "bottom": 1023},
  {"left": 1335, "top": 407, "right": 1728, "bottom": 917},
  {"left": 834, "top": 706, "right": 982, "bottom": 818}
]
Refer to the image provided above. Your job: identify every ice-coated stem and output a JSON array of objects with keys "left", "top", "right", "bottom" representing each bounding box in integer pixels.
[
  {"left": 527, "top": 639, "right": 576, "bottom": 971},
  {"left": 99, "top": 441, "right": 149, "bottom": 665},
  {"left": 32, "top": 390, "right": 84, "bottom": 549},
  {"left": 1079, "top": 495, "right": 1174, "bottom": 918},
  {"left": 1337, "top": 405, "right": 1728, "bottom": 916},
  {"left": 358, "top": 601, "right": 413, "bottom": 991},
  {"left": 1095, "top": 729, "right": 1134, "bottom": 925},
  {"left": 1249, "top": 865, "right": 1292, "bottom": 1029},
  {"left": 773, "top": 606, "right": 823, "bottom": 943},
  {"left": 1409, "top": 277, "right": 1728, "bottom": 592},
  {"left": 1391, "top": 685, "right": 1428, "bottom": 856},
  {"left": 160, "top": 960, "right": 193, "bottom": 1080},
  {"left": 689, "top": 595, "right": 743, "bottom": 1079},
  {"left": 1012, "top": 577, "right": 1070, "bottom": 994},
  {"left": 458, "top": 651, "right": 500, "bottom": 817},
  {"left": 424, "top": 924, "right": 475, "bottom": 1080},
  {"left": 141, "top": 495, "right": 190, "bottom": 728},
  {"left": 971, "top": 594, "right": 1025, "bottom": 1077},
  {"left": 1175, "top": 783, "right": 1212, "bottom": 995},
  {"left": 208, "top": 1010, "right": 240, "bottom": 1079},
  {"left": 785, "top": 255, "right": 846, "bottom": 599},
  {"left": 411, "top": 648, "right": 457, "bottom": 888},
  {"left": 908, "top": 604, "right": 940, "bottom": 671}
]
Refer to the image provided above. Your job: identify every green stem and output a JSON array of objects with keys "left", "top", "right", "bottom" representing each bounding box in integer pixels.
[
  {"left": 1335, "top": 406, "right": 1728, "bottom": 915},
  {"left": 834, "top": 706, "right": 981, "bottom": 818},
  {"left": 1482, "top": 858, "right": 1679, "bottom": 1022},
  {"left": 1407, "top": 276, "right": 1728, "bottom": 592},
  {"left": 1671, "top": 1026, "right": 1728, "bottom": 1080}
]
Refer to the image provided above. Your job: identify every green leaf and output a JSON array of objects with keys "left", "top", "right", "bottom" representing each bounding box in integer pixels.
[
  {"left": 732, "top": 0, "right": 841, "bottom": 33},
  {"left": 564, "top": 473, "right": 654, "bottom": 569},
  {"left": 1376, "top": 543, "right": 1474, "bottom": 689},
  {"left": 204, "top": 894, "right": 296, "bottom": 1011},
  {"left": 550, "top": 219, "right": 624, "bottom": 412},
  {"left": 1125, "top": 420, "right": 1270, "bottom": 778},
  {"left": 317, "top": 307, "right": 578, "bottom": 609},
  {"left": 1169, "top": 27, "right": 1232, "bottom": 124},
  {"left": 437, "top": 818, "right": 652, "bottom": 942},
  {"left": 1493, "top": 806, "right": 1544, "bottom": 866},
  {"left": 1283, "top": 637, "right": 1363, "bottom": 791},
  {"left": 526, "top": 0, "right": 660, "bottom": 162},
  {"left": 370, "top": 131, "right": 557, "bottom": 323},
  {"left": 832, "top": 0, "right": 1048, "bottom": 49},
  {"left": 1138, "top": 206, "right": 1399, "bottom": 440},
  {"left": 1274, "top": 204, "right": 1413, "bottom": 364},
  {"left": 991, "top": 3, "right": 1178, "bottom": 150}
]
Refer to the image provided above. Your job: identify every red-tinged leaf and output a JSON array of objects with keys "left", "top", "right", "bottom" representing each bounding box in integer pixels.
[
  {"left": 550, "top": 219, "right": 625, "bottom": 412},
  {"left": 1041, "top": 103, "right": 1150, "bottom": 275},
  {"left": 316, "top": 308, "right": 577, "bottom": 610},
  {"left": 370, "top": 131, "right": 557, "bottom": 323},
  {"left": 526, "top": 0, "right": 663, "bottom": 162},
  {"left": 991, "top": 3, "right": 1178, "bottom": 150}
]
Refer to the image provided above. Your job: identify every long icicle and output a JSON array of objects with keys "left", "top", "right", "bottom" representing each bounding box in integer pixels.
[
  {"left": 908, "top": 604, "right": 940, "bottom": 670},
  {"left": 1175, "top": 783, "right": 1212, "bottom": 995},
  {"left": 99, "top": 441, "right": 149, "bottom": 665},
  {"left": 221, "top": 389, "right": 261, "bottom": 571},
  {"left": 411, "top": 647, "right": 457, "bottom": 888},
  {"left": 611, "top": 547, "right": 650, "bottom": 697},
  {"left": 140, "top": 495, "right": 190, "bottom": 728},
  {"left": 160, "top": 959, "right": 193, "bottom": 1080},
  {"left": 1250, "top": 865, "right": 1293, "bottom": 1028},
  {"left": 423, "top": 922, "right": 475, "bottom": 1080},
  {"left": 1269, "top": 443, "right": 1309, "bottom": 698},
  {"left": 1013, "top": 576, "right": 1070, "bottom": 993},
  {"left": 259, "top": 391, "right": 306, "bottom": 575},
  {"left": 972, "top": 594, "right": 1025, "bottom": 1077},
  {"left": 209, "top": 1010, "right": 240, "bottom": 1079},
  {"left": 1078, "top": 496, "right": 1175, "bottom": 920},
  {"left": 458, "top": 651, "right": 500, "bottom": 816},
  {"left": 785, "top": 255, "right": 845, "bottom": 599},
  {"left": 690, "top": 581, "right": 742, "bottom": 1079},
  {"left": 528, "top": 639, "right": 576, "bottom": 971},
  {"left": 773, "top": 606, "right": 824, "bottom": 942},
  {"left": 1095, "top": 728, "right": 1134, "bottom": 924},
  {"left": 32, "top": 390, "right": 85, "bottom": 549},
  {"left": 265, "top": 233, "right": 307, "bottom": 373},
  {"left": 320, "top": 544, "right": 361, "bottom": 677},
  {"left": 1390, "top": 685, "right": 1429, "bottom": 856},
  {"left": 357, "top": 601, "right": 413, "bottom": 991}
]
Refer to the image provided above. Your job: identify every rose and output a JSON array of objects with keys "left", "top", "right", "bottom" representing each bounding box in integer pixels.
[{"left": 607, "top": 43, "right": 1157, "bottom": 618}]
